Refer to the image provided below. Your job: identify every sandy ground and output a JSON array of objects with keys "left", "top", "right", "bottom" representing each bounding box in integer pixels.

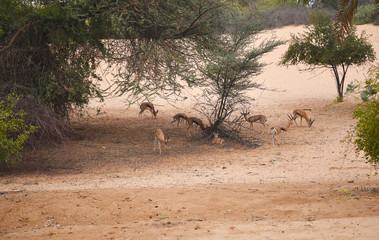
[{"left": 1, "top": 24, "right": 379, "bottom": 240}]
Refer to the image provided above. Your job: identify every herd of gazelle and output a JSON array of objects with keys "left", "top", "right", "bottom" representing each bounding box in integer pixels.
[{"left": 139, "top": 102, "right": 315, "bottom": 153}]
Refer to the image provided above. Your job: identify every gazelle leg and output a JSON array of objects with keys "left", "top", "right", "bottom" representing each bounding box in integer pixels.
[
  {"left": 293, "top": 116, "right": 299, "bottom": 126},
  {"left": 154, "top": 137, "right": 157, "bottom": 152},
  {"left": 186, "top": 126, "right": 191, "bottom": 139},
  {"left": 158, "top": 141, "right": 162, "bottom": 154},
  {"left": 272, "top": 135, "right": 280, "bottom": 146},
  {"left": 271, "top": 128, "right": 280, "bottom": 146}
]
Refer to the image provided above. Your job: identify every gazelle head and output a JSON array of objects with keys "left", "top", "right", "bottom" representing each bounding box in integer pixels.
[
  {"left": 241, "top": 111, "right": 250, "bottom": 119},
  {"left": 212, "top": 132, "right": 225, "bottom": 145},
  {"left": 287, "top": 113, "right": 295, "bottom": 122},
  {"left": 309, "top": 117, "right": 315, "bottom": 127},
  {"left": 153, "top": 110, "right": 159, "bottom": 118},
  {"left": 164, "top": 135, "right": 170, "bottom": 146}
]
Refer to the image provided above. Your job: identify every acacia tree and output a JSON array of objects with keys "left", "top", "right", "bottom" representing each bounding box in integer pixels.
[
  {"left": 281, "top": 11, "right": 375, "bottom": 102},
  {"left": 100, "top": 0, "right": 228, "bottom": 103},
  {"left": 195, "top": 19, "right": 282, "bottom": 141},
  {"left": 0, "top": 0, "right": 230, "bottom": 145},
  {"left": 0, "top": 0, "right": 111, "bottom": 145}
]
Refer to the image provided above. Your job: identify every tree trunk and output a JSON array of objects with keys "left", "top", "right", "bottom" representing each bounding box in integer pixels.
[{"left": 332, "top": 65, "right": 344, "bottom": 102}]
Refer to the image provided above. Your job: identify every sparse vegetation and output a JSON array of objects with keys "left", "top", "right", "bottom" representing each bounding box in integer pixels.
[{"left": 0, "top": 93, "right": 37, "bottom": 165}]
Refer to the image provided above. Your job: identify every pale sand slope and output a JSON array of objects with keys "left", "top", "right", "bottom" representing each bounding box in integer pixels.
[{"left": 89, "top": 24, "right": 379, "bottom": 114}]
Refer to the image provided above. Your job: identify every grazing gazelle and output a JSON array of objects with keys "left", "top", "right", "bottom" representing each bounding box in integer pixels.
[
  {"left": 139, "top": 102, "right": 158, "bottom": 118},
  {"left": 154, "top": 129, "right": 169, "bottom": 154},
  {"left": 171, "top": 113, "right": 188, "bottom": 127},
  {"left": 241, "top": 111, "right": 269, "bottom": 133},
  {"left": 271, "top": 114, "right": 295, "bottom": 146},
  {"left": 212, "top": 132, "right": 225, "bottom": 145},
  {"left": 293, "top": 109, "right": 315, "bottom": 127},
  {"left": 186, "top": 117, "right": 206, "bottom": 139}
]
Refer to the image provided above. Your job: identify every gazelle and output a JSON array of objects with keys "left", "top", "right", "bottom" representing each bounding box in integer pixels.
[
  {"left": 241, "top": 111, "right": 269, "bottom": 133},
  {"left": 212, "top": 132, "right": 225, "bottom": 145},
  {"left": 271, "top": 114, "right": 295, "bottom": 146},
  {"left": 154, "top": 129, "right": 169, "bottom": 154},
  {"left": 293, "top": 109, "right": 315, "bottom": 127},
  {"left": 139, "top": 102, "right": 158, "bottom": 118},
  {"left": 186, "top": 117, "right": 206, "bottom": 139},
  {"left": 171, "top": 113, "right": 188, "bottom": 127}
]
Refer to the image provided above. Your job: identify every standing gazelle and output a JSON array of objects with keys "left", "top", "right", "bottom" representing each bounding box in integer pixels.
[
  {"left": 139, "top": 102, "right": 158, "bottom": 118},
  {"left": 293, "top": 109, "right": 315, "bottom": 127},
  {"left": 154, "top": 129, "right": 169, "bottom": 154},
  {"left": 171, "top": 113, "right": 188, "bottom": 127},
  {"left": 241, "top": 111, "right": 269, "bottom": 133},
  {"left": 186, "top": 117, "right": 206, "bottom": 139},
  {"left": 212, "top": 132, "right": 225, "bottom": 145},
  {"left": 271, "top": 114, "right": 295, "bottom": 146}
]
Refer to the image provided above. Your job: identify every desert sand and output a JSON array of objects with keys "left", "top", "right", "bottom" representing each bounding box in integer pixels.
[{"left": 1, "top": 24, "right": 378, "bottom": 240}]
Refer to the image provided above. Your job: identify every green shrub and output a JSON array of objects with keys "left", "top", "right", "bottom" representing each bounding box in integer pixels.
[
  {"left": 349, "top": 66, "right": 379, "bottom": 164},
  {"left": 353, "top": 99, "right": 379, "bottom": 164},
  {"left": 0, "top": 94, "right": 37, "bottom": 165},
  {"left": 354, "top": 4, "right": 379, "bottom": 25}
]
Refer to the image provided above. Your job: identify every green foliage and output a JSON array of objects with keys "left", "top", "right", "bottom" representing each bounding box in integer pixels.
[
  {"left": 311, "top": 0, "right": 339, "bottom": 9},
  {"left": 0, "top": 93, "right": 37, "bottom": 165},
  {"left": 196, "top": 18, "right": 283, "bottom": 127},
  {"left": 354, "top": 4, "right": 379, "bottom": 25},
  {"left": 0, "top": 0, "right": 107, "bottom": 118},
  {"left": 106, "top": 0, "right": 230, "bottom": 103},
  {"left": 353, "top": 99, "right": 379, "bottom": 164},
  {"left": 1, "top": 0, "right": 242, "bottom": 144},
  {"left": 281, "top": 11, "right": 376, "bottom": 101},
  {"left": 351, "top": 66, "right": 379, "bottom": 164}
]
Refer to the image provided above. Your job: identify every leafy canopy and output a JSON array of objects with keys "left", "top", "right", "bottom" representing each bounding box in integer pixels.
[
  {"left": 281, "top": 11, "right": 374, "bottom": 67},
  {"left": 281, "top": 11, "right": 376, "bottom": 101}
]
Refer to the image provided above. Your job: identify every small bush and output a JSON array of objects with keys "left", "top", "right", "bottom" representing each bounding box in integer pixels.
[
  {"left": 353, "top": 99, "right": 379, "bottom": 164},
  {"left": 0, "top": 94, "right": 37, "bottom": 165},
  {"left": 354, "top": 4, "right": 379, "bottom": 25},
  {"left": 348, "top": 66, "right": 379, "bottom": 164}
]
